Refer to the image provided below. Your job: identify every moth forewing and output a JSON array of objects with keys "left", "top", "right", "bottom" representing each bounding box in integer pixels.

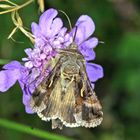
[{"left": 30, "top": 43, "right": 103, "bottom": 129}]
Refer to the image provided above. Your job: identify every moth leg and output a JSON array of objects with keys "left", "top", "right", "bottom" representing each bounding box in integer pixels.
[
  {"left": 48, "top": 72, "right": 56, "bottom": 87},
  {"left": 77, "top": 60, "right": 89, "bottom": 97},
  {"left": 79, "top": 68, "right": 88, "bottom": 97},
  {"left": 80, "top": 76, "right": 87, "bottom": 97}
]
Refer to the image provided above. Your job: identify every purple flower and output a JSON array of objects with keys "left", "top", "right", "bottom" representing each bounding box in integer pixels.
[{"left": 0, "top": 8, "right": 103, "bottom": 113}]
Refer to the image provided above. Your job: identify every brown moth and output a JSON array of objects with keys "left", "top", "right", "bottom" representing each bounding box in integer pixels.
[{"left": 29, "top": 42, "right": 103, "bottom": 129}]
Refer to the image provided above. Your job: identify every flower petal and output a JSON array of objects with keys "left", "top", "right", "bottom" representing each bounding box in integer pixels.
[
  {"left": 31, "top": 22, "right": 41, "bottom": 37},
  {"left": 79, "top": 37, "right": 98, "bottom": 49},
  {"left": 23, "top": 94, "right": 33, "bottom": 113},
  {"left": 50, "top": 17, "right": 63, "bottom": 37},
  {"left": 0, "top": 69, "right": 21, "bottom": 92},
  {"left": 24, "top": 48, "right": 32, "bottom": 58},
  {"left": 86, "top": 63, "right": 104, "bottom": 82},
  {"left": 3, "top": 61, "right": 22, "bottom": 70},
  {"left": 39, "top": 8, "right": 58, "bottom": 37},
  {"left": 80, "top": 48, "right": 96, "bottom": 61},
  {"left": 0, "top": 61, "right": 24, "bottom": 92},
  {"left": 25, "top": 106, "right": 34, "bottom": 114},
  {"left": 22, "top": 92, "right": 34, "bottom": 114},
  {"left": 58, "top": 27, "right": 67, "bottom": 36},
  {"left": 18, "top": 79, "right": 34, "bottom": 114},
  {"left": 91, "top": 83, "right": 95, "bottom": 89},
  {"left": 71, "top": 15, "right": 95, "bottom": 45},
  {"left": 24, "top": 61, "right": 33, "bottom": 69}
]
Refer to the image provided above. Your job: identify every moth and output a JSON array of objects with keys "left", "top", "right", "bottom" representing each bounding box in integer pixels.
[{"left": 29, "top": 41, "right": 103, "bottom": 129}]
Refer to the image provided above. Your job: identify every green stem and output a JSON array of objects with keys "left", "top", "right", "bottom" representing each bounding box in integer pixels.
[{"left": 0, "top": 118, "right": 74, "bottom": 140}]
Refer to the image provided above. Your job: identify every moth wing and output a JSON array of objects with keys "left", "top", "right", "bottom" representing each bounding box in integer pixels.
[
  {"left": 73, "top": 61, "right": 103, "bottom": 128},
  {"left": 29, "top": 58, "right": 62, "bottom": 113},
  {"left": 74, "top": 79, "right": 103, "bottom": 128}
]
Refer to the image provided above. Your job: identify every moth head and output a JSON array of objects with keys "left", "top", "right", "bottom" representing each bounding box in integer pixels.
[{"left": 68, "top": 42, "right": 78, "bottom": 50}]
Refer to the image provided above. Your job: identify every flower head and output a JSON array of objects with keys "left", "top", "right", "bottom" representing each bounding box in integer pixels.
[{"left": 0, "top": 8, "right": 103, "bottom": 113}]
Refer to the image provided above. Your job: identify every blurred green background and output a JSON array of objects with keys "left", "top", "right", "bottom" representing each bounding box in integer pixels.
[{"left": 0, "top": 0, "right": 140, "bottom": 140}]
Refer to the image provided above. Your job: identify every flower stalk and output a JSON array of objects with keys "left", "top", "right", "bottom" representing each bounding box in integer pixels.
[{"left": 0, "top": 0, "right": 34, "bottom": 15}]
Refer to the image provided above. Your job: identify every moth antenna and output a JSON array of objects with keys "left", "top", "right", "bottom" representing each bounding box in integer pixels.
[
  {"left": 73, "top": 26, "right": 78, "bottom": 42},
  {"left": 59, "top": 10, "right": 72, "bottom": 31}
]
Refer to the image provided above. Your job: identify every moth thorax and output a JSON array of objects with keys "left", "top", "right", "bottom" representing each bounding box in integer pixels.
[{"left": 63, "top": 63, "right": 79, "bottom": 75}]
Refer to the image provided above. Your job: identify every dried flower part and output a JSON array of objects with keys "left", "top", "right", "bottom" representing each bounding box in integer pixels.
[
  {"left": 0, "top": 0, "right": 34, "bottom": 15},
  {"left": 0, "top": 0, "right": 34, "bottom": 42},
  {"left": 38, "top": 0, "right": 45, "bottom": 12},
  {"left": 0, "top": 8, "right": 104, "bottom": 114},
  {"left": 8, "top": 11, "right": 34, "bottom": 43}
]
